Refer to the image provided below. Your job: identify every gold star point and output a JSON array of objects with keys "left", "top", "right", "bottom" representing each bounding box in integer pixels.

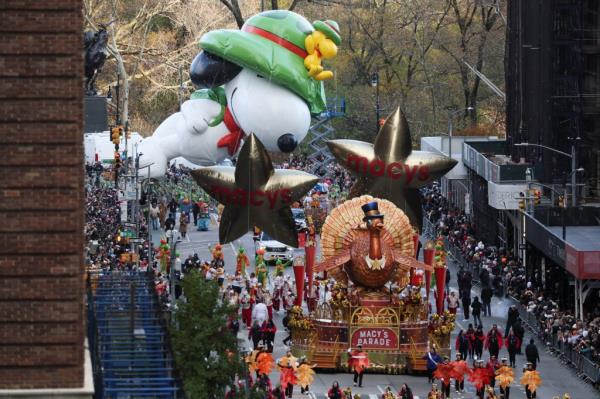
[
  {"left": 191, "top": 134, "right": 319, "bottom": 247},
  {"left": 328, "top": 107, "right": 457, "bottom": 230}
]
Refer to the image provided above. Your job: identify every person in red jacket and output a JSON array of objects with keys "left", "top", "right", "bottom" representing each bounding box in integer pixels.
[
  {"left": 486, "top": 355, "right": 500, "bottom": 390},
  {"left": 465, "top": 324, "right": 476, "bottom": 359},
  {"left": 261, "top": 319, "right": 277, "bottom": 353},
  {"left": 455, "top": 329, "right": 470, "bottom": 360},
  {"left": 484, "top": 324, "right": 503, "bottom": 358},
  {"left": 473, "top": 325, "right": 485, "bottom": 359}
]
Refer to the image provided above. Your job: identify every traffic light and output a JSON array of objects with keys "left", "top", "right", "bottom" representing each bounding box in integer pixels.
[
  {"left": 558, "top": 195, "right": 565, "bottom": 208},
  {"left": 114, "top": 152, "right": 122, "bottom": 169},
  {"left": 111, "top": 126, "right": 122, "bottom": 145},
  {"left": 518, "top": 192, "right": 525, "bottom": 210},
  {"left": 534, "top": 190, "right": 541, "bottom": 205}
]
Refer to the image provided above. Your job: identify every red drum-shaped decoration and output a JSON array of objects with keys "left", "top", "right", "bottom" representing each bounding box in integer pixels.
[{"left": 434, "top": 266, "right": 447, "bottom": 315}]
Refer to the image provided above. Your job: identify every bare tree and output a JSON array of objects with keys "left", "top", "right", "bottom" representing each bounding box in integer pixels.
[{"left": 437, "top": 0, "right": 505, "bottom": 124}]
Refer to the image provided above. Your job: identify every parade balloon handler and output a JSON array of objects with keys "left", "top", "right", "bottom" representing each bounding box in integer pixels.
[{"left": 138, "top": 10, "right": 341, "bottom": 177}]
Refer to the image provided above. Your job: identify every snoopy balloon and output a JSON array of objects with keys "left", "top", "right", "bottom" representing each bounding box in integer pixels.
[{"left": 138, "top": 10, "right": 341, "bottom": 177}]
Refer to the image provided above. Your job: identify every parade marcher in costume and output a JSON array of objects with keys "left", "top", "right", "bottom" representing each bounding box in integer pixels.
[
  {"left": 474, "top": 325, "right": 485, "bottom": 359},
  {"left": 240, "top": 290, "right": 253, "bottom": 328},
  {"left": 382, "top": 386, "right": 397, "bottom": 399},
  {"left": 277, "top": 351, "right": 298, "bottom": 398},
  {"left": 274, "top": 258, "right": 291, "bottom": 276},
  {"left": 297, "top": 357, "right": 317, "bottom": 394},
  {"left": 261, "top": 318, "right": 277, "bottom": 353},
  {"left": 216, "top": 265, "right": 225, "bottom": 287},
  {"left": 495, "top": 358, "right": 514, "bottom": 399},
  {"left": 256, "top": 247, "right": 266, "bottom": 266},
  {"left": 273, "top": 272, "right": 284, "bottom": 312},
  {"left": 211, "top": 243, "right": 224, "bottom": 267},
  {"left": 433, "top": 356, "right": 453, "bottom": 398},
  {"left": 283, "top": 289, "right": 295, "bottom": 311},
  {"left": 427, "top": 383, "right": 441, "bottom": 399},
  {"left": 469, "top": 359, "right": 492, "bottom": 399},
  {"left": 256, "top": 347, "right": 274, "bottom": 377},
  {"left": 520, "top": 362, "right": 541, "bottom": 399},
  {"left": 348, "top": 344, "right": 369, "bottom": 388},
  {"left": 451, "top": 353, "right": 469, "bottom": 394},
  {"left": 485, "top": 324, "right": 503, "bottom": 359},
  {"left": 236, "top": 247, "right": 250, "bottom": 276},
  {"left": 263, "top": 289, "right": 274, "bottom": 320},
  {"left": 256, "top": 261, "right": 269, "bottom": 287},
  {"left": 486, "top": 355, "right": 500, "bottom": 389}
]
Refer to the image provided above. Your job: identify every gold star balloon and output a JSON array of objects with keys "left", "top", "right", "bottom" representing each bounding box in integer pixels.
[
  {"left": 328, "top": 107, "right": 457, "bottom": 231},
  {"left": 191, "top": 134, "right": 319, "bottom": 247}
]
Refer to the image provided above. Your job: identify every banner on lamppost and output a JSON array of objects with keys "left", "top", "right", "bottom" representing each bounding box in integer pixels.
[{"left": 293, "top": 256, "right": 305, "bottom": 306}]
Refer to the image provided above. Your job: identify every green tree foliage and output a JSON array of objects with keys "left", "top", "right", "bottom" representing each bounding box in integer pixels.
[{"left": 170, "top": 270, "right": 245, "bottom": 398}]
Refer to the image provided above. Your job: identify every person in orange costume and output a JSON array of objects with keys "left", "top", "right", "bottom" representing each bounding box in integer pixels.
[
  {"left": 277, "top": 351, "right": 298, "bottom": 398},
  {"left": 348, "top": 344, "right": 369, "bottom": 388},
  {"left": 450, "top": 353, "right": 470, "bottom": 394},
  {"left": 433, "top": 356, "right": 453, "bottom": 398}
]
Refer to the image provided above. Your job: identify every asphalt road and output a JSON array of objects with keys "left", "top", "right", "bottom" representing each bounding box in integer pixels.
[{"left": 151, "top": 217, "right": 598, "bottom": 398}]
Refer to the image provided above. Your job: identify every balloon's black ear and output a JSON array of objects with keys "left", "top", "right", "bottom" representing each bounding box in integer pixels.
[{"left": 190, "top": 51, "right": 242, "bottom": 88}]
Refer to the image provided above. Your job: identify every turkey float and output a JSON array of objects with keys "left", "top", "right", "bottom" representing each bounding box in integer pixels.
[{"left": 316, "top": 195, "right": 432, "bottom": 291}]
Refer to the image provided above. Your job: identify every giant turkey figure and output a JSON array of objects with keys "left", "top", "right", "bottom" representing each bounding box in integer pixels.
[{"left": 316, "top": 196, "right": 432, "bottom": 291}]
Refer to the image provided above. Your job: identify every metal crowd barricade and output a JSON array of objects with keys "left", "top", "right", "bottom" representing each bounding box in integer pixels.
[{"left": 87, "top": 270, "right": 180, "bottom": 398}]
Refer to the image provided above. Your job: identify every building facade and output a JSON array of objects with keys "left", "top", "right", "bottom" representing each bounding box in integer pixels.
[
  {"left": 0, "top": 1, "right": 91, "bottom": 396},
  {"left": 458, "top": 0, "right": 600, "bottom": 316},
  {"left": 506, "top": 0, "right": 600, "bottom": 199}
]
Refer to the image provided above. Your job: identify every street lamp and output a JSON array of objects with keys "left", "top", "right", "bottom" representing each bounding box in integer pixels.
[
  {"left": 515, "top": 137, "right": 581, "bottom": 206},
  {"left": 370, "top": 71, "right": 380, "bottom": 134},
  {"left": 446, "top": 107, "right": 474, "bottom": 159}
]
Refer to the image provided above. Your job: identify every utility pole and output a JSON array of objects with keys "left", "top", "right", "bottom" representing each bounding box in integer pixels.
[
  {"left": 370, "top": 71, "right": 380, "bottom": 134},
  {"left": 570, "top": 137, "right": 579, "bottom": 207}
]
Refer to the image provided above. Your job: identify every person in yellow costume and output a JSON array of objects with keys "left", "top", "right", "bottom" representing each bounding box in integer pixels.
[
  {"left": 520, "top": 362, "right": 541, "bottom": 399},
  {"left": 274, "top": 258, "right": 292, "bottom": 277},
  {"left": 495, "top": 358, "right": 514, "bottom": 399},
  {"left": 296, "top": 357, "right": 317, "bottom": 395},
  {"left": 256, "top": 263, "right": 268, "bottom": 287}
]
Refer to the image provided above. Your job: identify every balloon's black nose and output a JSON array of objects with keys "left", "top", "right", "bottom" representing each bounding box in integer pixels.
[{"left": 277, "top": 134, "right": 298, "bottom": 153}]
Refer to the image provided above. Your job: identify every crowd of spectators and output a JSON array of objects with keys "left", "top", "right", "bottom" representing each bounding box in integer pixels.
[{"left": 422, "top": 183, "right": 600, "bottom": 372}]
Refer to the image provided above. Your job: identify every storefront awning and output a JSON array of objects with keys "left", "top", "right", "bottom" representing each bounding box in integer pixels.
[{"left": 525, "top": 214, "right": 600, "bottom": 280}]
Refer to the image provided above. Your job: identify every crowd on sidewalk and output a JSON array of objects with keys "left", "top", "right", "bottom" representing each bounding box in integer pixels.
[{"left": 422, "top": 184, "right": 600, "bottom": 369}]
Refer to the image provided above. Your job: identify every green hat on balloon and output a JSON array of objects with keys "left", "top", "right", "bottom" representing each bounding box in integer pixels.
[{"left": 199, "top": 10, "right": 341, "bottom": 115}]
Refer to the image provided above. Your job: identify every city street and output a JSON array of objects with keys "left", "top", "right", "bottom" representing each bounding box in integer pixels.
[{"left": 152, "top": 219, "right": 597, "bottom": 398}]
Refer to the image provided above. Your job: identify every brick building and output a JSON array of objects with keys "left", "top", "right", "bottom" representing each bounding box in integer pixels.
[{"left": 0, "top": 1, "right": 92, "bottom": 396}]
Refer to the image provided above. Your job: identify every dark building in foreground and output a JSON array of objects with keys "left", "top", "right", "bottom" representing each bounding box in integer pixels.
[
  {"left": 0, "top": 1, "right": 92, "bottom": 397},
  {"left": 459, "top": 0, "right": 600, "bottom": 316}
]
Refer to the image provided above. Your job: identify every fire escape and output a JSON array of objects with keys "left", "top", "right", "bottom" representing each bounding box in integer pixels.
[
  {"left": 307, "top": 97, "right": 345, "bottom": 175},
  {"left": 551, "top": 1, "right": 583, "bottom": 185}
]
